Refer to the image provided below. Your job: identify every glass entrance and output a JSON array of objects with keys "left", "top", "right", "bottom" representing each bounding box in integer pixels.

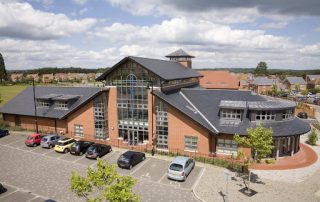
[{"left": 128, "top": 130, "right": 138, "bottom": 146}]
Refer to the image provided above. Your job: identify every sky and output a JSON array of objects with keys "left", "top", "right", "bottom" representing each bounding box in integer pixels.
[{"left": 0, "top": 0, "right": 319, "bottom": 70}]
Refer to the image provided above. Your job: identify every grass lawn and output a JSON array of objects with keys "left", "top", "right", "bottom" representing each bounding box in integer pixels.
[{"left": 0, "top": 85, "right": 28, "bottom": 108}]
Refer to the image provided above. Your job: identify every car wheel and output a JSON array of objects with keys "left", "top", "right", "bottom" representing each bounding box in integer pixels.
[
  {"left": 33, "top": 143, "right": 37, "bottom": 147},
  {"left": 64, "top": 149, "right": 69, "bottom": 153},
  {"left": 129, "top": 165, "right": 133, "bottom": 170},
  {"left": 80, "top": 151, "right": 83, "bottom": 156},
  {"left": 49, "top": 144, "right": 53, "bottom": 149},
  {"left": 109, "top": 148, "right": 112, "bottom": 153},
  {"left": 142, "top": 156, "right": 145, "bottom": 161}
]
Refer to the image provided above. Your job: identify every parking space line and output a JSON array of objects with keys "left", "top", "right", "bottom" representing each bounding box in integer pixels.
[
  {"left": 26, "top": 196, "right": 38, "bottom": 202},
  {"left": 157, "top": 172, "right": 167, "bottom": 183},
  {"left": 0, "top": 190, "right": 19, "bottom": 199},
  {"left": 72, "top": 155, "right": 86, "bottom": 163},
  {"left": 4, "top": 138, "right": 24, "bottom": 146},
  {"left": 192, "top": 167, "right": 205, "bottom": 190},
  {"left": 130, "top": 158, "right": 150, "bottom": 175}
]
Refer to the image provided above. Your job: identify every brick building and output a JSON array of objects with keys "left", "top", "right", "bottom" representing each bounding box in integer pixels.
[
  {"left": 0, "top": 49, "right": 310, "bottom": 159},
  {"left": 198, "top": 70, "right": 239, "bottom": 89}
]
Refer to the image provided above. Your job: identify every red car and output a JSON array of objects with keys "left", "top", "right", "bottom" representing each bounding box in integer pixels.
[{"left": 25, "top": 133, "right": 44, "bottom": 147}]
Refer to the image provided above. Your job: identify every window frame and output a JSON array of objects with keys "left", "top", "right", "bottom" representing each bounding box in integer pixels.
[
  {"left": 74, "top": 124, "right": 84, "bottom": 138},
  {"left": 184, "top": 136, "right": 198, "bottom": 152}
]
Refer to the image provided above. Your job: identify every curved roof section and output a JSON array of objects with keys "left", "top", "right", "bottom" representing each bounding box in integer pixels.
[
  {"left": 96, "top": 56, "right": 201, "bottom": 81},
  {"left": 248, "top": 100, "right": 296, "bottom": 110},
  {"left": 0, "top": 86, "right": 106, "bottom": 119},
  {"left": 154, "top": 88, "right": 310, "bottom": 137}
]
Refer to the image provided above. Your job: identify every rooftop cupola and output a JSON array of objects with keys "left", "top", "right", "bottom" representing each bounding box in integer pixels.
[{"left": 165, "top": 49, "right": 194, "bottom": 68}]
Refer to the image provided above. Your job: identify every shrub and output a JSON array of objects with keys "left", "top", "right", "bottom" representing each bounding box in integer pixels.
[
  {"left": 265, "top": 158, "right": 276, "bottom": 164},
  {"left": 308, "top": 129, "right": 318, "bottom": 146}
]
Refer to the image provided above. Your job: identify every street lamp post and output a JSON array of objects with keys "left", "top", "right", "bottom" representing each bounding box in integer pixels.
[{"left": 32, "top": 78, "right": 39, "bottom": 133}]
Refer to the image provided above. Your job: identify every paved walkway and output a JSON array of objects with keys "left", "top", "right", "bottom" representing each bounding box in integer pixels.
[{"left": 251, "top": 143, "right": 318, "bottom": 170}]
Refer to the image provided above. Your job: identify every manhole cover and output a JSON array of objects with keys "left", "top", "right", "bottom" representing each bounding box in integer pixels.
[{"left": 239, "top": 187, "right": 257, "bottom": 197}]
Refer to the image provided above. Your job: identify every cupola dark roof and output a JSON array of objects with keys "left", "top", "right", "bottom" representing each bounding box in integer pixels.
[{"left": 165, "top": 49, "right": 195, "bottom": 58}]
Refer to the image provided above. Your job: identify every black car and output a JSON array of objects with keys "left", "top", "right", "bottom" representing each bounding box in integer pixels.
[
  {"left": 117, "top": 151, "right": 146, "bottom": 169},
  {"left": 70, "top": 140, "right": 94, "bottom": 155},
  {"left": 0, "top": 129, "right": 9, "bottom": 138},
  {"left": 85, "top": 144, "right": 112, "bottom": 159},
  {"left": 297, "top": 112, "right": 308, "bottom": 119}
]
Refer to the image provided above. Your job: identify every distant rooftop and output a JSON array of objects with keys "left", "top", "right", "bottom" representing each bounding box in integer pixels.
[
  {"left": 251, "top": 77, "right": 274, "bottom": 85},
  {"left": 286, "top": 77, "right": 306, "bottom": 85}
]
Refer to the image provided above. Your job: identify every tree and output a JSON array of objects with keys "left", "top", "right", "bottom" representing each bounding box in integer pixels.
[
  {"left": 307, "top": 129, "right": 318, "bottom": 146},
  {"left": 0, "top": 53, "right": 8, "bottom": 83},
  {"left": 254, "top": 61, "right": 268, "bottom": 76},
  {"left": 234, "top": 124, "right": 274, "bottom": 162},
  {"left": 270, "top": 84, "right": 278, "bottom": 96},
  {"left": 70, "top": 159, "right": 140, "bottom": 202}
]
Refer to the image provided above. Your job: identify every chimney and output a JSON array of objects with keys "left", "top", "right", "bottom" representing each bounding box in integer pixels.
[{"left": 165, "top": 49, "right": 195, "bottom": 68}]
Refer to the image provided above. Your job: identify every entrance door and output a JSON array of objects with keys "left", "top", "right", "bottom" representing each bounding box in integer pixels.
[{"left": 128, "top": 130, "right": 138, "bottom": 146}]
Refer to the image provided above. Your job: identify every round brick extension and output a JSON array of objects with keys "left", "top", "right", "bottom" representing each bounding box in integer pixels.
[{"left": 250, "top": 143, "right": 318, "bottom": 170}]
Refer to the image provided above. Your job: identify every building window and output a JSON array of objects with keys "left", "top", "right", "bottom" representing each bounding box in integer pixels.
[
  {"left": 156, "top": 99, "right": 168, "bottom": 149},
  {"left": 74, "top": 124, "right": 84, "bottom": 137},
  {"left": 217, "top": 138, "right": 237, "bottom": 155},
  {"left": 184, "top": 136, "right": 198, "bottom": 151},
  {"left": 37, "top": 100, "right": 49, "bottom": 107},
  {"left": 256, "top": 111, "right": 275, "bottom": 120},
  {"left": 220, "top": 109, "right": 242, "bottom": 120},
  {"left": 282, "top": 109, "right": 293, "bottom": 119},
  {"left": 55, "top": 101, "right": 68, "bottom": 109},
  {"left": 93, "top": 94, "right": 108, "bottom": 140}
]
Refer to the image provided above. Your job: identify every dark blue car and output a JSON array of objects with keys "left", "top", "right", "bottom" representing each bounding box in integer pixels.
[{"left": 0, "top": 129, "right": 9, "bottom": 138}]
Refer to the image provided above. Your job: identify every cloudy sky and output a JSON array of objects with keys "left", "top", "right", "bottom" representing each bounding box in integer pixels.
[{"left": 0, "top": 0, "right": 319, "bottom": 70}]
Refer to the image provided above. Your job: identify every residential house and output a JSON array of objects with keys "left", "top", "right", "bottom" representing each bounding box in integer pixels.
[
  {"left": 283, "top": 77, "right": 307, "bottom": 91},
  {"left": 26, "top": 73, "right": 39, "bottom": 82},
  {"left": 250, "top": 77, "right": 275, "bottom": 95},
  {"left": 198, "top": 70, "right": 239, "bottom": 90},
  {"left": 42, "top": 73, "right": 54, "bottom": 83},
  {"left": 10, "top": 73, "right": 23, "bottom": 82},
  {"left": 306, "top": 75, "right": 320, "bottom": 89},
  {"left": 54, "top": 73, "right": 68, "bottom": 82}
]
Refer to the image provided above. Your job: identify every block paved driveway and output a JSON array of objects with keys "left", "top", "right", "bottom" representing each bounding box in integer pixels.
[{"left": 0, "top": 133, "right": 202, "bottom": 202}]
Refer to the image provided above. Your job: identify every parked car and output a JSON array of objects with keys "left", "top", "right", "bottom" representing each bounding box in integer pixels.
[
  {"left": 40, "top": 134, "right": 61, "bottom": 148},
  {"left": 25, "top": 133, "right": 44, "bottom": 147},
  {"left": 54, "top": 138, "right": 76, "bottom": 153},
  {"left": 117, "top": 151, "right": 145, "bottom": 169},
  {"left": 85, "top": 144, "right": 112, "bottom": 159},
  {"left": 167, "top": 156, "right": 195, "bottom": 181},
  {"left": 71, "top": 140, "right": 94, "bottom": 156},
  {"left": 0, "top": 129, "right": 9, "bottom": 138},
  {"left": 297, "top": 112, "right": 308, "bottom": 119}
]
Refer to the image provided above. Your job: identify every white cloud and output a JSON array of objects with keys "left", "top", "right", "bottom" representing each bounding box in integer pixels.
[
  {"left": 0, "top": 38, "right": 120, "bottom": 69},
  {"left": 0, "top": 2, "right": 96, "bottom": 40},
  {"left": 72, "top": 0, "right": 88, "bottom": 5},
  {"left": 298, "top": 43, "right": 320, "bottom": 56},
  {"left": 314, "top": 27, "right": 320, "bottom": 32},
  {"left": 90, "top": 18, "right": 295, "bottom": 50}
]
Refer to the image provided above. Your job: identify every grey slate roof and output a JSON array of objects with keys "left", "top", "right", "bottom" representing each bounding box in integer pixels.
[
  {"left": 286, "top": 77, "right": 306, "bottom": 85},
  {"left": 153, "top": 88, "right": 310, "bottom": 137},
  {"left": 308, "top": 75, "right": 320, "bottom": 80},
  {"left": 219, "top": 100, "right": 247, "bottom": 109},
  {"left": 96, "top": 56, "right": 201, "bottom": 81},
  {"left": 0, "top": 86, "right": 105, "bottom": 119},
  {"left": 251, "top": 77, "right": 274, "bottom": 85},
  {"left": 165, "top": 49, "right": 195, "bottom": 58},
  {"left": 248, "top": 100, "right": 296, "bottom": 110}
]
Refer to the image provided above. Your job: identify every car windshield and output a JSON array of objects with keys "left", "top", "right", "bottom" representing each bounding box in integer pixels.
[
  {"left": 87, "top": 147, "right": 96, "bottom": 152},
  {"left": 73, "top": 142, "right": 80, "bottom": 147},
  {"left": 41, "top": 138, "right": 47, "bottom": 142},
  {"left": 169, "top": 163, "right": 183, "bottom": 171},
  {"left": 26, "top": 136, "right": 33, "bottom": 140},
  {"left": 56, "top": 142, "right": 64, "bottom": 146},
  {"left": 118, "top": 155, "right": 129, "bottom": 162}
]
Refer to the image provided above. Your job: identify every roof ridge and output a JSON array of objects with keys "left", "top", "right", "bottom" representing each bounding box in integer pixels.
[{"left": 179, "top": 91, "right": 219, "bottom": 133}]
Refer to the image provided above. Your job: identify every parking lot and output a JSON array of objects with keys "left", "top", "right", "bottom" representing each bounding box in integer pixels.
[{"left": 0, "top": 133, "right": 203, "bottom": 201}]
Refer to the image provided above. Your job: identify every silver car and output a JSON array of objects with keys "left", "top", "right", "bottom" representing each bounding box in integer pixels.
[
  {"left": 167, "top": 156, "right": 195, "bottom": 181},
  {"left": 40, "top": 135, "right": 61, "bottom": 148}
]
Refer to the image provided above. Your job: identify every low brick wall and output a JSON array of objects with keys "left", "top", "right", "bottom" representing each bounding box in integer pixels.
[{"left": 295, "top": 103, "right": 315, "bottom": 119}]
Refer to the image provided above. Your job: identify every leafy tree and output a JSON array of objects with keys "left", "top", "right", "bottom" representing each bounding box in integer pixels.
[
  {"left": 307, "top": 129, "right": 318, "bottom": 146},
  {"left": 271, "top": 84, "right": 278, "bottom": 96},
  {"left": 0, "top": 53, "right": 8, "bottom": 83},
  {"left": 254, "top": 61, "right": 268, "bottom": 76},
  {"left": 70, "top": 159, "right": 140, "bottom": 202},
  {"left": 234, "top": 124, "right": 274, "bottom": 162},
  {"left": 294, "top": 84, "right": 300, "bottom": 91}
]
